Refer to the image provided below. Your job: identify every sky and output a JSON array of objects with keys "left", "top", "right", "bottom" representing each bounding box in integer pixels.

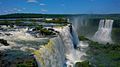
[{"left": 0, "top": 0, "right": 120, "bottom": 15}]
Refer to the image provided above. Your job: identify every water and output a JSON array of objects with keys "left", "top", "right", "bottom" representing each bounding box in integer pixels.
[
  {"left": 53, "top": 25, "right": 88, "bottom": 67},
  {"left": 93, "top": 19, "right": 114, "bottom": 43},
  {"left": 0, "top": 25, "right": 88, "bottom": 67},
  {"left": 33, "top": 25, "right": 89, "bottom": 67},
  {"left": 32, "top": 18, "right": 115, "bottom": 67},
  {"left": 0, "top": 27, "right": 48, "bottom": 51},
  {"left": 59, "top": 26, "right": 79, "bottom": 66},
  {"left": 34, "top": 36, "right": 66, "bottom": 67},
  {"left": 70, "top": 16, "right": 98, "bottom": 38}
]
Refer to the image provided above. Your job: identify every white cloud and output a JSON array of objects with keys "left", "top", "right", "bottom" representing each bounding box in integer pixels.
[
  {"left": 9, "top": 10, "right": 14, "bottom": 12},
  {"left": 41, "top": 9, "right": 47, "bottom": 12},
  {"left": 3, "top": 11, "right": 9, "bottom": 14},
  {"left": 23, "top": 8, "right": 26, "bottom": 10},
  {"left": 13, "top": 8, "right": 18, "bottom": 10},
  {"left": 4, "top": 11, "right": 8, "bottom": 13},
  {"left": 13, "top": 8, "right": 22, "bottom": 12},
  {"left": 40, "top": 3, "right": 46, "bottom": 6},
  {"left": 17, "top": 9, "right": 22, "bottom": 12},
  {"left": 27, "top": 0, "right": 37, "bottom": 3}
]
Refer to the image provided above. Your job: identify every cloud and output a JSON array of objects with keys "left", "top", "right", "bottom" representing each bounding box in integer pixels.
[
  {"left": 17, "top": 9, "right": 22, "bottom": 12},
  {"left": 13, "top": 8, "right": 18, "bottom": 10},
  {"left": 27, "top": 0, "right": 37, "bottom": 3},
  {"left": 23, "top": 8, "right": 26, "bottom": 10},
  {"left": 13, "top": 8, "right": 22, "bottom": 12},
  {"left": 4, "top": 11, "right": 8, "bottom": 13},
  {"left": 40, "top": 3, "right": 46, "bottom": 6},
  {"left": 9, "top": 9, "right": 14, "bottom": 12},
  {"left": 41, "top": 9, "right": 47, "bottom": 12}
]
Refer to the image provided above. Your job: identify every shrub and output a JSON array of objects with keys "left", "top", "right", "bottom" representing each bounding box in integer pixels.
[{"left": 75, "top": 61, "right": 91, "bottom": 67}]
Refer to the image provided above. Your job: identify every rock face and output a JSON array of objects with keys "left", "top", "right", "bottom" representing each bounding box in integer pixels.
[
  {"left": 0, "top": 50, "right": 38, "bottom": 67},
  {"left": 0, "top": 39, "right": 9, "bottom": 46}
]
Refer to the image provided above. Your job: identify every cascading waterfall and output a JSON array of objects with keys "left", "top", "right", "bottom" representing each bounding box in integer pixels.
[
  {"left": 33, "top": 36, "right": 66, "bottom": 67},
  {"left": 55, "top": 25, "right": 88, "bottom": 67},
  {"left": 0, "top": 24, "right": 89, "bottom": 67},
  {"left": 59, "top": 26, "right": 80, "bottom": 66},
  {"left": 33, "top": 25, "right": 89, "bottom": 67},
  {"left": 93, "top": 19, "right": 114, "bottom": 43}
]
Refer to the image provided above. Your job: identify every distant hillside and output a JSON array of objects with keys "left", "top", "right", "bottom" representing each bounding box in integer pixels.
[
  {"left": 0, "top": 13, "right": 70, "bottom": 19},
  {"left": 0, "top": 13, "right": 120, "bottom": 20}
]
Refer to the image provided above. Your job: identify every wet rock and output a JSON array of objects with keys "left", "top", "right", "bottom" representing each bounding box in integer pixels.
[
  {"left": 0, "top": 39, "right": 9, "bottom": 46},
  {"left": 48, "top": 28, "right": 55, "bottom": 31},
  {"left": 5, "top": 33, "right": 12, "bottom": 36}
]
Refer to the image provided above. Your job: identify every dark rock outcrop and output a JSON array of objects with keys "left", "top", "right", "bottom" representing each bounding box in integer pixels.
[{"left": 0, "top": 39, "right": 9, "bottom": 46}]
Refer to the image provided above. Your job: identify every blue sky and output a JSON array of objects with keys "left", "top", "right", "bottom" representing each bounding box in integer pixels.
[{"left": 0, "top": 0, "right": 120, "bottom": 15}]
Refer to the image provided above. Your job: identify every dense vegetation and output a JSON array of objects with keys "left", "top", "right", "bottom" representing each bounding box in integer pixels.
[
  {"left": 112, "top": 28, "right": 120, "bottom": 43},
  {"left": 1, "top": 13, "right": 120, "bottom": 19},
  {"left": 34, "top": 25, "right": 56, "bottom": 35},
  {"left": 75, "top": 61, "right": 91, "bottom": 67},
  {"left": 79, "top": 36, "right": 90, "bottom": 41},
  {"left": 79, "top": 36, "right": 120, "bottom": 67},
  {"left": 0, "top": 13, "right": 69, "bottom": 18},
  {"left": 88, "top": 41, "right": 120, "bottom": 67}
]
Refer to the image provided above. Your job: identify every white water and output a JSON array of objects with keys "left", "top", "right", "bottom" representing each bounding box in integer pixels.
[
  {"left": 53, "top": 25, "right": 88, "bottom": 67},
  {"left": 93, "top": 19, "right": 114, "bottom": 43},
  {"left": 34, "top": 36, "right": 66, "bottom": 67},
  {"left": 0, "top": 28, "right": 48, "bottom": 51},
  {"left": 33, "top": 25, "right": 88, "bottom": 67},
  {"left": 0, "top": 25, "right": 88, "bottom": 67}
]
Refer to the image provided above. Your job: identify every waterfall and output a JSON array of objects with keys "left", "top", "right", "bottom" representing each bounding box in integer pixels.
[
  {"left": 93, "top": 19, "right": 114, "bottom": 43},
  {"left": 33, "top": 25, "right": 89, "bottom": 67},
  {"left": 0, "top": 23, "right": 89, "bottom": 67},
  {"left": 59, "top": 26, "right": 79, "bottom": 66},
  {"left": 33, "top": 36, "right": 66, "bottom": 67},
  {"left": 54, "top": 25, "right": 88, "bottom": 67}
]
